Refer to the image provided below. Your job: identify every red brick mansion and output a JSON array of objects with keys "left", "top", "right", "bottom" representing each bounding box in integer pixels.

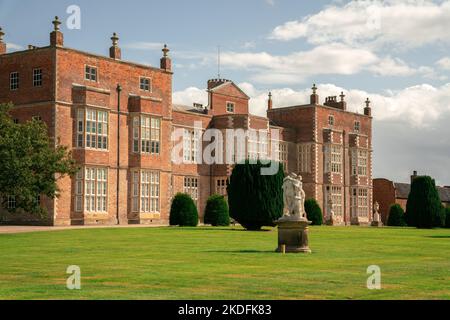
[{"left": 0, "top": 18, "right": 373, "bottom": 226}]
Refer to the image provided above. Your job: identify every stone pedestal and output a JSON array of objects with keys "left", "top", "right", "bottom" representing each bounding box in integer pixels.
[
  {"left": 275, "top": 216, "right": 312, "bottom": 253},
  {"left": 371, "top": 221, "right": 383, "bottom": 227}
]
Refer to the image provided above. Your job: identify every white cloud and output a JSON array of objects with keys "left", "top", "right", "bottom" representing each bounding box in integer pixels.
[
  {"left": 6, "top": 43, "right": 22, "bottom": 51},
  {"left": 219, "top": 44, "right": 432, "bottom": 84},
  {"left": 436, "top": 57, "right": 450, "bottom": 71},
  {"left": 265, "top": 0, "right": 275, "bottom": 6},
  {"left": 269, "top": 0, "right": 450, "bottom": 50},
  {"left": 173, "top": 87, "right": 208, "bottom": 106},
  {"left": 123, "top": 42, "right": 164, "bottom": 51}
]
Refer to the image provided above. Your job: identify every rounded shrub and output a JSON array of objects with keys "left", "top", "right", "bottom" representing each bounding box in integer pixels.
[
  {"left": 304, "top": 199, "right": 323, "bottom": 225},
  {"left": 445, "top": 207, "right": 450, "bottom": 229},
  {"left": 227, "top": 160, "right": 284, "bottom": 231},
  {"left": 405, "top": 176, "right": 444, "bottom": 228},
  {"left": 204, "top": 194, "right": 230, "bottom": 226},
  {"left": 169, "top": 193, "right": 199, "bottom": 227},
  {"left": 387, "top": 204, "right": 407, "bottom": 227}
]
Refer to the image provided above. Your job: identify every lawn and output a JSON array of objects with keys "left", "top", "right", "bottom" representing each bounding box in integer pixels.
[{"left": 0, "top": 226, "right": 449, "bottom": 300}]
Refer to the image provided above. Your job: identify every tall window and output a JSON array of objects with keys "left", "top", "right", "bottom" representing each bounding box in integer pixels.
[
  {"left": 352, "top": 188, "right": 368, "bottom": 218},
  {"left": 85, "top": 66, "right": 97, "bottom": 82},
  {"left": 140, "top": 77, "right": 151, "bottom": 91},
  {"left": 215, "top": 179, "right": 227, "bottom": 196},
  {"left": 272, "top": 141, "right": 288, "bottom": 171},
  {"left": 83, "top": 167, "right": 108, "bottom": 213},
  {"left": 33, "top": 68, "right": 42, "bottom": 87},
  {"left": 183, "top": 129, "right": 200, "bottom": 163},
  {"left": 184, "top": 177, "right": 199, "bottom": 202},
  {"left": 247, "top": 131, "right": 268, "bottom": 160},
  {"left": 298, "top": 144, "right": 311, "bottom": 173},
  {"left": 354, "top": 121, "right": 361, "bottom": 132},
  {"left": 10, "top": 72, "right": 19, "bottom": 90},
  {"left": 330, "top": 186, "right": 343, "bottom": 216},
  {"left": 77, "top": 109, "right": 108, "bottom": 150},
  {"left": 226, "top": 102, "right": 235, "bottom": 113},
  {"left": 352, "top": 149, "right": 368, "bottom": 176},
  {"left": 325, "top": 144, "right": 342, "bottom": 174},
  {"left": 7, "top": 195, "right": 16, "bottom": 209},
  {"left": 75, "top": 170, "right": 83, "bottom": 212},
  {"left": 132, "top": 170, "right": 160, "bottom": 213},
  {"left": 132, "top": 116, "right": 161, "bottom": 155},
  {"left": 328, "top": 115, "right": 334, "bottom": 126}
]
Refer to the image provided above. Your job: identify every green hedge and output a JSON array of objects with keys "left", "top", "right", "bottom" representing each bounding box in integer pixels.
[
  {"left": 169, "top": 193, "right": 199, "bottom": 227},
  {"left": 227, "top": 160, "right": 284, "bottom": 230},
  {"left": 445, "top": 207, "right": 450, "bottom": 228},
  {"left": 204, "top": 194, "right": 230, "bottom": 226},
  {"left": 304, "top": 199, "right": 323, "bottom": 225},
  {"left": 387, "top": 204, "right": 407, "bottom": 227}
]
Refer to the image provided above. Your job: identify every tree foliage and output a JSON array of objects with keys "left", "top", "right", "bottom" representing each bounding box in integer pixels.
[
  {"left": 445, "top": 207, "right": 450, "bottom": 229},
  {"left": 227, "top": 160, "right": 284, "bottom": 230},
  {"left": 204, "top": 194, "right": 230, "bottom": 226},
  {"left": 304, "top": 198, "right": 323, "bottom": 225},
  {"left": 0, "top": 103, "right": 78, "bottom": 216},
  {"left": 169, "top": 193, "right": 199, "bottom": 227},
  {"left": 387, "top": 204, "right": 407, "bottom": 227},
  {"left": 405, "top": 176, "right": 444, "bottom": 228}
]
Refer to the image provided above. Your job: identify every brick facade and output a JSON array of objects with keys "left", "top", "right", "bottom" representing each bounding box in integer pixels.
[{"left": 0, "top": 21, "right": 373, "bottom": 226}]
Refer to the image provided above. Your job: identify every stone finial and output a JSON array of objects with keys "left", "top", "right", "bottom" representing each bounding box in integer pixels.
[
  {"left": 162, "top": 44, "right": 170, "bottom": 57},
  {"left": 52, "top": 16, "right": 61, "bottom": 32},
  {"left": 340, "top": 91, "right": 345, "bottom": 102},
  {"left": 312, "top": 83, "right": 317, "bottom": 95},
  {"left": 111, "top": 32, "right": 119, "bottom": 47},
  {"left": 365, "top": 98, "right": 371, "bottom": 108},
  {"left": 268, "top": 92, "right": 273, "bottom": 110},
  {"left": 0, "top": 27, "right": 4, "bottom": 42}
]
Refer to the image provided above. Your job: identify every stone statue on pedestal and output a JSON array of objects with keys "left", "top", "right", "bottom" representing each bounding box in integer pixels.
[
  {"left": 276, "top": 173, "right": 311, "bottom": 253},
  {"left": 326, "top": 197, "right": 335, "bottom": 225},
  {"left": 371, "top": 201, "right": 383, "bottom": 227}
]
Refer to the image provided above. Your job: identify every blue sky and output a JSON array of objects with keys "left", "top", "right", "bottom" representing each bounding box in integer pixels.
[{"left": 1, "top": 0, "right": 450, "bottom": 185}]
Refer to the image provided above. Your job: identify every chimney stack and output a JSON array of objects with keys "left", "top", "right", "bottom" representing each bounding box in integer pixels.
[
  {"left": 160, "top": 44, "right": 172, "bottom": 72},
  {"left": 364, "top": 98, "right": 372, "bottom": 116},
  {"left": 50, "top": 16, "right": 64, "bottom": 47},
  {"left": 109, "top": 32, "right": 121, "bottom": 60},
  {"left": 268, "top": 92, "right": 273, "bottom": 110},
  {"left": 0, "top": 27, "right": 6, "bottom": 55},
  {"left": 411, "top": 171, "right": 418, "bottom": 184},
  {"left": 310, "top": 84, "right": 319, "bottom": 105},
  {"left": 339, "top": 91, "right": 347, "bottom": 111}
]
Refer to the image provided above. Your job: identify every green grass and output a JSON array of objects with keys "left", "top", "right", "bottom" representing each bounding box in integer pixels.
[{"left": 0, "top": 226, "right": 449, "bottom": 300}]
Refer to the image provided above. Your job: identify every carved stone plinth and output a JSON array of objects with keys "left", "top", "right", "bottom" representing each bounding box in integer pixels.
[
  {"left": 275, "top": 216, "right": 312, "bottom": 254},
  {"left": 371, "top": 221, "right": 383, "bottom": 227}
]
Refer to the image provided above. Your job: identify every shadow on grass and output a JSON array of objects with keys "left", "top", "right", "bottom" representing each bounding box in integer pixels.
[
  {"left": 205, "top": 249, "right": 276, "bottom": 254},
  {"left": 426, "top": 235, "right": 450, "bottom": 239},
  {"left": 170, "top": 227, "right": 275, "bottom": 233}
]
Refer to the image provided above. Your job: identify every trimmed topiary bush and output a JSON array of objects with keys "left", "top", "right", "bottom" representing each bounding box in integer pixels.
[
  {"left": 204, "top": 194, "right": 230, "bottom": 226},
  {"left": 445, "top": 207, "right": 450, "bottom": 229},
  {"left": 304, "top": 199, "right": 323, "bottom": 225},
  {"left": 227, "top": 160, "right": 285, "bottom": 230},
  {"left": 405, "top": 176, "right": 444, "bottom": 228},
  {"left": 387, "top": 204, "right": 407, "bottom": 227},
  {"left": 169, "top": 193, "right": 199, "bottom": 227}
]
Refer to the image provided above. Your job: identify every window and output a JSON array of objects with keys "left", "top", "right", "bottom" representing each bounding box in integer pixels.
[
  {"left": 140, "top": 77, "right": 151, "bottom": 91},
  {"left": 226, "top": 102, "right": 235, "bottom": 113},
  {"left": 325, "top": 144, "right": 342, "bottom": 174},
  {"left": 352, "top": 149, "right": 368, "bottom": 176},
  {"left": 7, "top": 195, "right": 16, "bottom": 209},
  {"left": 330, "top": 186, "right": 343, "bottom": 216},
  {"left": 85, "top": 66, "right": 97, "bottom": 82},
  {"left": 328, "top": 115, "right": 334, "bottom": 126},
  {"left": 132, "top": 116, "right": 161, "bottom": 155},
  {"left": 247, "top": 131, "right": 268, "bottom": 161},
  {"left": 10, "top": 72, "right": 19, "bottom": 90},
  {"left": 216, "top": 179, "right": 227, "bottom": 196},
  {"left": 351, "top": 188, "right": 368, "bottom": 218},
  {"left": 272, "top": 141, "right": 288, "bottom": 171},
  {"left": 13, "top": 119, "right": 19, "bottom": 124},
  {"left": 84, "top": 167, "right": 108, "bottom": 213},
  {"left": 354, "top": 121, "right": 360, "bottom": 132},
  {"left": 132, "top": 170, "right": 160, "bottom": 213},
  {"left": 75, "top": 170, "right": 83, "bottom": 212},
  {"left": 298, "top": 144, "right": 311, "bottom": 173},
  {"left": 77, "top": 109, "right": 108, "bottom": 150},
  {"left": 183, "top": 129, "right": 200, "bottom": 163},
  {"left": 184, "top": 177, "right": 199, "bottom": 202},
  {"left": 33, "top": 68, "right": 42, "bottom": 87}
]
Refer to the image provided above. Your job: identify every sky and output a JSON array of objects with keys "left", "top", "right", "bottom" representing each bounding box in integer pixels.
[{"left": 1, "top": 0, "right": 449, "bottom": 185}]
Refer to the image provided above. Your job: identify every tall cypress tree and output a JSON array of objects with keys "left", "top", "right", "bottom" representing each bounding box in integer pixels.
[
  {"left": 227, "top": 160, "right": 284, "bottom": 230},
  {"left": 405, "top": 176, "right": 444, "bottom": 228}
]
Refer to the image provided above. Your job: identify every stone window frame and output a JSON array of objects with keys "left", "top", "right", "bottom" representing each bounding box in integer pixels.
[
  {"left": 325, "top": 143, "right": 343, "bottom": 174},
  {"left": 79, "top": 166, "right": 108, "bottom": 213},
  {"left": 354, "top": 121, "right": 361, "bottom": 132},
  {"left": 84, "top": 65, "right": 98, "bottom": 82},
  {"left": 33, "top": 68, "right": 43, "bottom": 87},
  {"left": 132, "top": 115, "right": 161, "bottom": 155},
  {"left": 351, "top": 148, "right": 368, "bottom": 177},
  {"left": 298, "top": 143, "right": 312, "bottom": 174},
  {"left": 351, "top": 187, "right": 369, "bottom": 218},
  {"left": 184, "top": 177, "right": 199, "bottom": 203},
  {"left": 76, "top": 108, "right": 109, "bottom": 151},
  {"left": 10, "top": 72, "right": 19, "bottom": 91},
  {"left": 183, "top": 128, "right": 201, "bottom": 163},
  {"left": 215, "top": 178, "right": 228, "bottom": 196},
  {"left": 131, "top": 170, "right": 160, "bottom": 214},
  {"left": 329, "top": 186, "right": 343, "bottom": 216},
  {"left": 247, "top": 130, "right": 269, "bottom": 161},
  {"left": 7, "top": 195, "right": 16, "bottom": 209},
  {"left": 272, "top": 140, "right": 289, "bottom": 171},
  {"left": 226, "top": 101, "right": 235, "bottom": 113},
  {"left": 139, "top": 77, "right": 152, "bottom": 92},
  {"left": 328, "top": 115, "right": 335, "bottom": 126}
]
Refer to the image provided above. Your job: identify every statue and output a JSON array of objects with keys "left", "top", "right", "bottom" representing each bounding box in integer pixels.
[
  {"left": 327, "top": 197, "right": 335, "bottom": 225},
  {"left": 282, "top": 173, "right": 307, "bottom": 220},
  {"left": 276, "top": 173, "right": 311, "bottom": 253},
  {"left": 371, "top": 201, "right": 383, "bottom": 227}
]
